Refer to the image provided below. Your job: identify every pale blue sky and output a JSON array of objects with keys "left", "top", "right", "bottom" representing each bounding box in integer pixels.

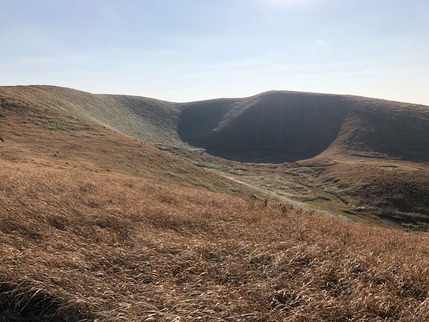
[{"left": 1, "top": 0, "right": 428, "bottom": 104}]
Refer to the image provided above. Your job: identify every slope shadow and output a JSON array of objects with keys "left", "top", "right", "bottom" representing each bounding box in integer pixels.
[
  {"left": 0, "top": 282, "right": 92, "bottom": 322},
  {"left": 178, "top": 93, "right": 349, "bottom": 163}
]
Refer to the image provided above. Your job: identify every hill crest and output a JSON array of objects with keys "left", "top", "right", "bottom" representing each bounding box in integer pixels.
[{"left": 1, "top": 85, "right": 429, "bottom": 164}]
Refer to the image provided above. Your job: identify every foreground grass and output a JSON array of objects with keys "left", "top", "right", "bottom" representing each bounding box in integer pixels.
[{"left": 1, "top": 161, "right": 429, "bottom": 321}]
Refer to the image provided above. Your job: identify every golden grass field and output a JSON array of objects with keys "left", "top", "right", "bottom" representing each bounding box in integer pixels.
[{"left": 1, "top": 89, "right": 429, "bottom": 321}]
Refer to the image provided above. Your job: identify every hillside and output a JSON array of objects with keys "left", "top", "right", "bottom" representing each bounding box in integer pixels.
[
  {"left": 1, "top": 89, "right": 429, "bottom": 320},
  {"left": 1, "top": 85, "right": 429, "bottom": 228},
  {"left": 0, "top": 89, "right": 250, "bottom": 197},
  {"left": 178, "top": 91, "right": 429, "bottom": 163},
  {"left": 175, "top": 91, "right": 429, "bottom": 228},
  {"left": 3, "top": 86, "right": 428, "bottom": 164},
  {"left": 0, "top": 85, "right": 183, "bottom": 147}
]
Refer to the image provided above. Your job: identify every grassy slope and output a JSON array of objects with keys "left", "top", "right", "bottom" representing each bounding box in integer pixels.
[
  {"left": 197, "top": 153, "right": 429, "bottom": 231},
  {"left": 292, "top": 156, "right": 429, "bottom": 228},
  {"left": 178, "top": 91, "right": 429, "bottom": 163},
  {"left": 1, "top": 90, "right": 429, "bottom": 320},
  {"left": 328, "top": 96, "right": 429, "bottom": 162},
  {"left": 0, "top": 85, "right": 183, "bottom": 147},
  {"left": 0, "top": 90, "right": 247, "bottom": 197},
  {"left": 3, "top": 163, "right": 429, "bottom": 321},
  {"left": 178, "top": 92, "right": 349, "bottom": 163}
]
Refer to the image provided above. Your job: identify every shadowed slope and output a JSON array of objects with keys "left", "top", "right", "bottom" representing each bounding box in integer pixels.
[
  {"left": 178, "top": 92, "right": 348, "bottom": 162},
  {"left": 178, "top": 91, "right": 429, "bottom": 163}
]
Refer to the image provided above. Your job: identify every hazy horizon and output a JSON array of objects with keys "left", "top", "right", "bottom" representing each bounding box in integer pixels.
[{"left": 1, "top": 0, "right": 428, "bottom": 105}]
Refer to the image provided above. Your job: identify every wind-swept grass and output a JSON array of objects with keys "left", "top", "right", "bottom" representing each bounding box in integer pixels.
[{"left": 1, "top": 161, "right": 429, "bottom": 321}]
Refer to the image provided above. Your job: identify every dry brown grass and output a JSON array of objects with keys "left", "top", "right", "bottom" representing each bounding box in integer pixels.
[
  {"left": 310, "top": 156, "right": 429, "bottom": 228},
  {"left": 1, "top": 91, "right": 429, "bottom": 321},
  {"left": 2, "top": 161, "right": 429, "bottom": 321}
]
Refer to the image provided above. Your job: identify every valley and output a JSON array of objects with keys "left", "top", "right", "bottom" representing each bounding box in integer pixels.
[{"left": 2, "top": 85, "right": 428, "bottom": 230}]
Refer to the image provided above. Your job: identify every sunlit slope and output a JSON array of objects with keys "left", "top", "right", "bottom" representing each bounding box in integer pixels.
[
  {"left": 0, "top": 90, "right": 242, "bottom": 194},
  {"left": 0, "top": 85, "right": 182, "bottom": 146},
  {"left": 178, "top": 91, "right": 429, "bottom": 163}
]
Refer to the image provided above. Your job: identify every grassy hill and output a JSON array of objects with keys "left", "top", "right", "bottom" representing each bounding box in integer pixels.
[
  {"left": 0, "top": 85, "right": 183, "bottom": 147},
  {"left": 1, "top": 85, "right": 428, "bottom": 227},
  {"left": 3, "top": 86, "right": 428, "bottom": 164},
  {"left": 178, "top": 91, "right": 429, "bottom": 163},
  {"left": 4, "top": 86, "right": 428, "bottom": 165},
  {"left": 0, "top": 86, "right": 429, "bottom": 226},
  {"left": 176, "top": 90, "right": 429, "bottom": 227}
]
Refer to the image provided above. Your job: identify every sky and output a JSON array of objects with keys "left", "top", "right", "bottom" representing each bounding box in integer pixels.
[{"left": 1, "top": 0, "right": 429, "bottom": 104}]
